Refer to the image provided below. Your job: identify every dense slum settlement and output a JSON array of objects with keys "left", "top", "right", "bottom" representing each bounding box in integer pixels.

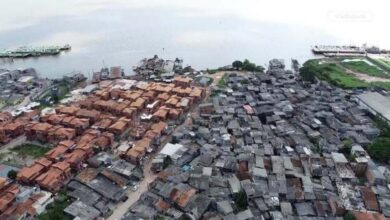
[
  {"left": 124, "top": 59, "right": 390, "bottom": 220},
  {"left": 0, "top": 76, "right": 205, "bottom": 219}
]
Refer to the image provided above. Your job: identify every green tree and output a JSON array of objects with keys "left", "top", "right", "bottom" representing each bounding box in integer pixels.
[
  {"left": 37, "top": 191, "right": 72, "bottom": 220},
  {"left": 233, "top": 190, "right": 248, "bottom": 211},
  {"left": 339, "top": 139, "right": 353, "bottom": 155},
  {"left": 299, "top": 60, "right": 317, "bottom": 82},
  {"left": 232, "top": 60, "right": 243, "bottom": 69},
  {"left": 163, "top": 156, "right": 173, "bottom": 169},
  {"left": 374, "top": 115, "right": 390, "bottom": 137},
  {"left": 7, "top": 170, "right": 17, "bottom": 180},
  {"left": 368, "top": 137, "right": 390, "bottom": 162},
  {"left": 344, "top": 212, "right": 356, "bottom": 220},
  {"left": 256, "top": 65, "right": 265, "bottom": 73},
  {"left": 242, "top": 59, "right": 257, "bottom": 71}
]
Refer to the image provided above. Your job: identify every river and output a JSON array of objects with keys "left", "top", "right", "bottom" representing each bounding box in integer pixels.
[{"left": 0, "top": 0, "right": 388, "bottom": 78}]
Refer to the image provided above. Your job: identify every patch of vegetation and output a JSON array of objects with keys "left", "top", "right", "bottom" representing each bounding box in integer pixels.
[
  {"left": 156, "top": 215, "right": 166, "bottom": 220},
  {"left": 232, "top": 60, "right": 243, "bottom": 69},
  {"left": 379, "top": 59, "right": 390, "bottom": 67},
  {"left": 163, "top": 156, "right": 173, "bottom": 169},
  {"left": 368, "top": 137, "right": 390, "bottom": 163},
  {"left": 340, "top": 60, "right": 389, "bottom": 78},
  {"left": 37, "top": 190, "right": 72, "bottom": 220},
  {"left": 242, "top": 59, "right": 264, "bottom": 72},
  {"left": 344, "top": 212, "right": 356, "bottom": 220},
  {"left": 300, "top": 59, "right": 390, "bottom": 90},
  {"left": 233, "top": 190, "right": 248, "bottom": 211},
  {"left": 0, "top": 101, "right": 6, "bottom": 110},
  {"left": 218, "top": 74, "right": 228, "bottom": 88},
  {"left": 231, "top": 59, "right": 264, "bottom": 72},
  {"left": 206, "top": 68, "right": 220, "bottom": 74},
  {"left": 339, "top": 139, "right": 353, "bottom": 155},
  {"left": 374, "top": 115, "right": 390, "bottom": 137},
  {"left": 7, "top": 170, "right": 17, "bottom": 180},
  {"left": 357, "top": 177, "right": 367, "bottom": 186},
  {"left": 367, "top": 115, "right": 390, "bottom": 163},
  {"left": 11, "top": 143, "right": 50, "bottom": 158}
]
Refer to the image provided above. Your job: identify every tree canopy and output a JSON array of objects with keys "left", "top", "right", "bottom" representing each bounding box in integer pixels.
[
  {"left": 232, "top": 60, "right": 243, "bottom": 69},
  {"left": 7, "top": 170, "right": 17, "bottom": 180},
  {"left": 368, "top": 137, "right": 390, "bottom": 163},
  {"left": 233, "top": 190, "right": 248, "bottom": 211}
]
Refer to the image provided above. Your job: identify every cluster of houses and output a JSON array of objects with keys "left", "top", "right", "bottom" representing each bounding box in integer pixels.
[
  {"left": 91, "top": 66, "right": 124, "bottom": 84},
  {"left": 0, "top": 68, "right": 51, "bottom": 108},
  {"left": 123, "top": 61, "right": 390, "bottom": 220},
  {"left": 133, "top": 55, "right": 183, "bottom": 80},
  {"left": 0, "top": 76, "right": 205, "bottom": 219},
  {"left": 0, "top": 177, "right": 53, "bottom": 219}
]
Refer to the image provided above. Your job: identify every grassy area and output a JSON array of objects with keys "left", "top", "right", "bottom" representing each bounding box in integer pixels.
[
  {"left": 11, "top": 143, "right": 50, "bottom": 158},
  {"left": 340, "top": 59, "right": 389, "bottom": 78},
  {"left": 218, "top": 74, "right": 228, "bottom": 88},
  {"left": 379, "top": 59, "right": 390, "bottom": 68},
  {"left": 0, "top": 101, "right": 6, "bottom": 110},
  {"left": 206, "top": 68, "right": 220, "bottom": 74},
  {"left": 37, "top": 191, "right": 72, "bottom": 220},
  {"left": 300, "top": 59, "right": 390, "bottom": 90}
]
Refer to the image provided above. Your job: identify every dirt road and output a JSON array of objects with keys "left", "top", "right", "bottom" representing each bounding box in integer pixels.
[
  {"left": 107, "top": 116, "right": 193, "bottom": 220},
  {"left": 107, "top": 74, "right": 227, "bottom": 219},
  {"left": 107, "top": 158, "right": 157, "bottom": 220}
]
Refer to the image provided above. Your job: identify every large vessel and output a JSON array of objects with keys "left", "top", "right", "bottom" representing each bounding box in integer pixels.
[
  {"left": 0, "top": 44, "right": 71, "bottom": 58},
  {"left": 312, "top": 45, "right": 366, "bottom": 55}
]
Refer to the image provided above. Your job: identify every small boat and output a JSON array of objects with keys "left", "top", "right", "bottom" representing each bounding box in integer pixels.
[{"left": 60, "top": 44, "right": 71, "bottom": 50}]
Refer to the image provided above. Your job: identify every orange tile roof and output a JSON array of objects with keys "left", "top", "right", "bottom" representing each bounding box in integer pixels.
[
  {"left": 35, "top": 161, "right": 70, "bottom": 192},
  {"left": 126, "top": 148, "right": 142, "bottom": 158},
  {"left": 47, "top": 114, "right": 67, "bottom": 124},
  {"left": 352, "top": 211, "right": 386, "bottom": 220},
  {"left": 53, "top": 127, "right": 76, "bottom": 139},
  {"left": 151, "top": 121, "right": 167, "bottom": 135},
  {"left": 130, "top": 98, "right": 145, "bottom": 108},
  {"left": 122, "top": 108, "right": 136, "bottom": 117},
  {"left": 101, "top": 170, "right": 126, "bottom": 187},
  {"left": 93, "top": 118, "right": 114, "bottom": 129},
  {"left": 360, "top": 187, "right": 379, "bottom": 211},
  {"left": 32, "top": 123, "right": 53, "bottom": 132},
  {"left": 69, "top": 117, "right": 90, "bottom": 128},
  {"left": 109, "top": 119, "right": 129, "bottom": 134},
  {"left": 157, "top": 93, "right": 170, "bottom": 101},
  {"left": 57, "top": 106, "right": 80, "bottom": 115},
  {"left": 155, "top": 199, "right": 171, "bottom": 211},
  {"left": 190, "top": 87, "right": 203, "bottom": 97},
  {"left": 0, "top": 112, "right": 12, "bottom": 122},
  {"left": 174, "top": 76, "right": 192, "bottom": 84},
  {"left": 76, "top": 109, "right": 100, "bottom": 120},
  {"left": 166, "top": 96, "right": 180, "bottom": 106},
  {"left": 77, "top": 168, "right": 99, "bottom": 183},
  {"left": 176, "top": 188, "right": 196, "bottom": 208},
  {"left": 0, "top": 191, "right": 16, "bottom": 212},
  {"left": 58, "top": 140, "right": 76, "bottom": 148},
  {"left": 64, "top": 149, "right": 87, "bottom": 165},
  {"left": 132, "top": 138, "right": 151, "bottom": 153},
  {"left": 153, "top": 109, "right": 168, "bottom": 119},
  {"left": 17, "top": 158, "right": 52, "bottom": 183},
  {"left": 3, "top": 122, "right": 23, "bottom": 132},
  {"left": 45, "top": 145, "right": 68, "bottom": 161}
]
